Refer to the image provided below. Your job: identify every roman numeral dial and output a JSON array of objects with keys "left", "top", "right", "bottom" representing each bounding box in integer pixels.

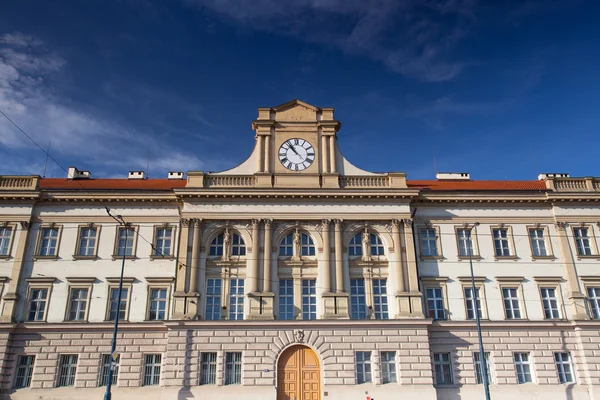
[{"left": 278, "top": 138, "right": 315, "bottom": 171}]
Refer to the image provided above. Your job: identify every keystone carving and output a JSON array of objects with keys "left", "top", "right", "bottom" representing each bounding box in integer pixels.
[{"left": 294, "top": 329, "right": 305, "bottom": 343}]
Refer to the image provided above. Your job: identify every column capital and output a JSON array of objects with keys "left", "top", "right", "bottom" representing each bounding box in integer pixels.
[
  {"left": 391, "top": 219, "right": 401, "bottom": 228},
  {"left": 402, "top": 218, "right": 413, "bottom": 227},
  {"left": 334, "top": 219, "right": 343, "bottom": 227},
  {"left": 321, "top": 219, "right": 331, "bottom": 228},
  {"left": 251, "top": 218, "right": 261, "bottom": 228}
]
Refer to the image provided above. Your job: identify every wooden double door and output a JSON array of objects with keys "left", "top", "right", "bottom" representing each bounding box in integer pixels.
[{"left": 277, "top": 345, "right": 321, "bottom": 400}]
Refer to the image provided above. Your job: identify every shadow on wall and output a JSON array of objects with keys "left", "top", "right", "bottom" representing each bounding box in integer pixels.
[
  {"left": 177, "top": 329, "right": 195, "bottom": 399},
  {"left": 431, "top": 332, "right": 470, "bottom": 400}
]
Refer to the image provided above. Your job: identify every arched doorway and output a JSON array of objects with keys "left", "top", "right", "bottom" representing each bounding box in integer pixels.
[{"left": 277, "top": 345, "right": 321, "bottom": 400}]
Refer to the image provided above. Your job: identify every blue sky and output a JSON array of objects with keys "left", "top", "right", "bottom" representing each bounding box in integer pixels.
[{"left": 1, "top": 0, "right": 598, "bottom": 180}]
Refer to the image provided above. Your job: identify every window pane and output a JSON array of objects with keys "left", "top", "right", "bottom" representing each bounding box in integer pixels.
[
  {"left": 350, "top": 279, "right": 367, "bottom": 320},
  {"left": 426, "top": 288, "right": 446, "bottom": 320},
  {"left": 301, "top": 279, "right": 316, "bottom": 320},
  {"left": 13, "top": 355, "right": 35, "bottom": 389},
  {"left": 0, "top": 227, "right": 11, "bottom": 256},
  {"left": 381, "top": 351, "right": 396, "bottom": 383},
  {"left": 373, "top": 279, "right": 388, "bottom": 320},
  {"left": 205, "top": 278, "right": 222, "bottom": 320},
  {"left": 278, "top": 279, "right": 295, "bottom": 320},
  {"left": 154, "top": 228, "right": 172, "bottom": 256},
  {"left": 99, "top": 354, "right": 119, "bottom": 386},
  {"left": 116, "top": 227, "right": 135, "bottom": 256},
  {"left": 200, "top": 352, "right": 217, "bottom": 385},
  {"left": 108, "top": 288, "right": 128, "bottom": 321},
  {"left": 228, "top": 279, "right": 245, "bottom": 320},
  {"left": 143, "top": 354, "right": 162, "bottom": 386},
  {"left": 355, "top": 351, "right": 371, "bottom": 384},
  {"left": 225, "top": 352, "right": 242, "bottom": 385},
  {"left": 57, "top": 355, "right": 78, "bottom": 387}
]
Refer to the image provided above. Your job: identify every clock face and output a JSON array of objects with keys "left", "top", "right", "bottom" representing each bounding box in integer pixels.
[{"left": 278, "top": 138, "right": 315, "bottom": 171}]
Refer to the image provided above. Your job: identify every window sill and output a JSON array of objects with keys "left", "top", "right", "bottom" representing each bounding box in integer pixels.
[
  {"left": 63, "top": 320, "right": 89, "bottom": 323},
  {"left": 72, "top": 255, "right": 97, "bottom": 260},
  {"left": 149, "top": 254, "right": 175, "bottom": 261},
  {"left": 458, "top": 255, "right": 482, "bottom": 261},
  {"left": 494, "top": 256, "right": 518, "bottom": 261},
  {"left": 576, "top": 255, "right": 600, "bottom": 260},
  {"left": 420, "top": 256, "right": 445, "bottom": 261},
  {"left": 111, "top": 255, "right": 137, "bottom": 261},
  {"left": 33, "top": 255, "right": 58, "bottom": 261},
  {"left": 531, "top": 255, "right": 556, "bottom": 260},
  {"left": 0, "top": 256, "right": 11, "bottom": 261}
]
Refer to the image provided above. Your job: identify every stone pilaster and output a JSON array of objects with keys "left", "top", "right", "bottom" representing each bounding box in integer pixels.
[
  {"left": 0, "top": 221, "right": 31, "bottom": 322},
  {"left": 396, "top": 218, "right": 423, "bottom": 318},
  {"left": 555, "top": 221, "right": 588, "bottom": 320}
]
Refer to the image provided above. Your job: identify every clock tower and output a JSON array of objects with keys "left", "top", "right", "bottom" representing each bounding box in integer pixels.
[{"left": 252, "top": 99, "right": 341, "bottom": 188}]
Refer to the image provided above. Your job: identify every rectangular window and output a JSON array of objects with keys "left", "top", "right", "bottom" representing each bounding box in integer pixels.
[
  {"left": 420, "top": 228, "right": 438, "bottom": 256},
  {"left": 433, "top": 353, "right": 453, "bottom": 385},
  {"left": 473, "top": 352, "right": 492, "bottom": 384},
  {"left": 228, "top": 279, "right": 244, "bottom": 320},
  {"left": 573, "top": 228, "right": 592, "bottom": 256},
  {"left": 493, "top": 228, "right": 511, "bottom": 256},
  {"left": 148, "top": 288, "right": 167, "bottom": 321},
  {"left": 205, "top": 278, "right": 222, "bottom": 320},
  {"left": 143, "top": 354, "right": 162, "bottom": 386},
  {"left": 278, "top": 279, "right": 294, "bottom": 320},
  {"left": 588, "top": 287, "right": 600, "bottom": 319},
  {"left": 39, "top": 227, "right": 59, "bottom": 256},
  {"left": 77, "top": 227, "right": 97, "bottom": 256},
  {"left": 108, "top": 287, "right": 128, "bottom": 321},
  {"left": 0, "top": 226, "right": 13, "bottom": 256},
  {"left": 153, "top": 228, "right": 172, "bottom": 257},
  {"left": 464, "top": 287, "right": 483, "bottom": 320},
  {"left": 302, "top": 279, "right": 316, "bottom": 320},
  {"left": 381, "top": 351, "right": 397, "bottom": 384},
  {"left": 529, "top": 228, "right": 548, "bottom": 257},
  {"left": 456, "top": 228, "right": 474, "bottom": 257},
  {"left": 99, "top": 354, "right": 119, "bottom": 386},
  {"left": 502, "top": 287, "right": 522, "bottom": 319},
  {"left": 116, "top": 227, "right": 135, "bottom": 256},
  {"left": 350, "top": 278, "right": 367, "bottom": 320},
  {"left": 426, "top": 287, "right": 446, "bottom": 320},
  {"left": 224, "top": 352, "right": 242, "bottom": 385},
  {"left": 231, "top": 234, "right": 245, "bottom": 256},
  {"left": 372, "top": 279, "right": 389, "bottom": 320},
  {"left": 540, "top": 287, "right": 561, "bottom": 319},
  {"left": 200, "top": 352, "right": 217, "bottom": 385},
  {"left": 554, "top": 353, "right": 574, "bottom": 384},
  {"left": 13, "top": 355, "right": 35, "bottom": 389},
  {"left": 355, "top": 351, "right": 372, "bottom": 384},
  {"left": 57, "top": 355, "right": 78, "bottom": 387},
  {"left": 67, "top": 288, "right": 89, "bottom": 321},
  {"left": 514, "top": 353, "right": 532, "bottom": 384},
  {"left": 27, "top": 288, "right": 48, "bottom": 321}
]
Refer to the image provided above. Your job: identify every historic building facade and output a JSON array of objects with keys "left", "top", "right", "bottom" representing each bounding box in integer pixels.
[{"left": 0, "top": 100, "right": 598, "bottom": 400}]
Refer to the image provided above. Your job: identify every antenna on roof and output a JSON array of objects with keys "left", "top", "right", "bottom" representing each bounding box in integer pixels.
[{"left": 42, "top": 141, "right": 51, "bottom": 178}]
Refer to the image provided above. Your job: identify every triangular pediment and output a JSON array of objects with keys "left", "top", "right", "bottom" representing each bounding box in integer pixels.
[
  {"left": 272, "top": 99, "right": 318, "bottom": 112},
  {"left": 271, "top": 99, "right": 319, "bottom": 122}
]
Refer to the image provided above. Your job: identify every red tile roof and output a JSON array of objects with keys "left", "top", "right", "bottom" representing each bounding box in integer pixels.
[
  {"left": 39, "top": 178, "right": 187, "bottom": 190},
  {"left": 38, "top": 178, "right": 547, "bottom": 192},
  {"left": 407, "top": 180, "right": 547, "bottom": 191}
]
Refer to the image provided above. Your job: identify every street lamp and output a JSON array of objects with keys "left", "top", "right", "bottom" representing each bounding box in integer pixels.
[
  {"left": 104, "top": 207, "right": 128, "bottom": 400},
  {"left": 467, "top": 222, "right": 491, "bottom": 400}
]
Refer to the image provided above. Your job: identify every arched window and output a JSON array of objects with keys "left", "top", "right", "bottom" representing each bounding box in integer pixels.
[
  {"left": 209, "top": 232, "right": 245, "bottom": 256},
  {"left": 278, "top": 232, "right": 315, "bottom": 257},
  {"left": 349, "top": 234, "right": 362, "bottom": 256},
  {"left": 279, "top": 234, "right": 293, "bottom": 256},
  {"left": 370, "top": 234, "right": 385, "bottom": 256},
  {"left": 301, "top": 233, "right": 315, "bottom": 256}
]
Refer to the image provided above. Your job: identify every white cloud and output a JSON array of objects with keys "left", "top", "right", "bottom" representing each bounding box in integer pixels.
[
  {"left": 184, "top": 0, "right": 477, "bottom": 81},
  {"left": 0, "top": 32, "right": 205, "bottom": 177}
]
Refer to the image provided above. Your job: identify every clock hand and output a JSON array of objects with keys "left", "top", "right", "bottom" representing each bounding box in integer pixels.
[{"left": 289, "top": 145, "right": 300, "bottom": 156}]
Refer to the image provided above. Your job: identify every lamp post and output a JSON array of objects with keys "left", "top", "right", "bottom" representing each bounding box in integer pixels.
[
  {"left": 104, "top": 208, "right": 128, "bottom": 400},
  {"left": 467, "top": 222, "right": 491, "bottom": 400}
]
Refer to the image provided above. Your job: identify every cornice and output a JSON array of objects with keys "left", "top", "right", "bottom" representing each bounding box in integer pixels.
[{"left": 430, "top": 320, "right": 579, "bottom": 329}]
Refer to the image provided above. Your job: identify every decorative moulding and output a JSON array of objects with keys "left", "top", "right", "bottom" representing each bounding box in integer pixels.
[
  {"left": 533, "top": 276, "right": 563, "bottom": 283},
  {"left": 106, "top": 277, "right": 136, "bottom": 284},
  {"left": 145, "top": 276, "right": 175, "bottom": 284},
  {"left": 457, "top": 276, "right": 486, "bottom": 283},
  {"left": 66, "top": 277, "right": 96, "bottom": 284},
  {"left": 495, "top": 276, "right": 525, "bottom": 283}
]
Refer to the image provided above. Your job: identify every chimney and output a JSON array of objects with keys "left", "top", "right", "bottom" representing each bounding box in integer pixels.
[
  {"left": 168, "top": 171, "right": 184, "bottom": 180},
  {"left": 538, "top": 173, "right": 570, "bottom": 180},
  {"left": 67, "top": 166, "right": 91, "bottom": 180},
  {"left": 128, "top": 171, "right": 145, "bottom": 180},
  {"left": 436, "top": 172, "right": 470, "bottom": 181}
]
